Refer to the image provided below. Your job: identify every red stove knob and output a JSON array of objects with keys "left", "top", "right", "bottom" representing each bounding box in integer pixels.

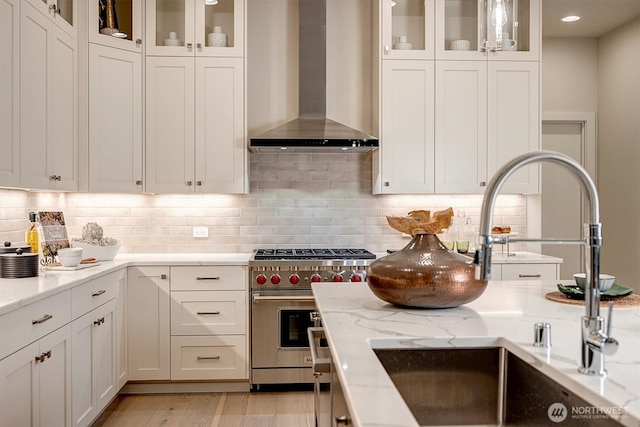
[
  {"left": 332, "top": 274, "right": 344, "bottom": 282},
  {"left": 256, "top": 274, "right": 267, "bottom": 285},
  {"left": 311, "top": 274, "right": 322, "bottom": 282},
  {"left": 350, "top": 273, "right": 363, "bottom": 282},
  {"left": 289, "top": 274, "right": 300, "bottom": 285},
  {"left": 270, "top": 274, "right": 281, "bottom": 285}
]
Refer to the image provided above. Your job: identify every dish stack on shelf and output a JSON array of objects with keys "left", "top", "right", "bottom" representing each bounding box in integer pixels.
[{"left": 0, "top": 243, "right": 39, "bottom": 279}]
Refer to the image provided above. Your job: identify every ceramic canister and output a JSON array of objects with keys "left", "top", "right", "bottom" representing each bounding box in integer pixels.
[{"left": 208, "top": 26, "right": 227, "bottom": 47}]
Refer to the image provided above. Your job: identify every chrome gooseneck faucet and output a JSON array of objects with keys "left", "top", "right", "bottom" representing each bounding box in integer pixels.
[{"left": 474, "top": 151, "right": 618, "bottom": 376}]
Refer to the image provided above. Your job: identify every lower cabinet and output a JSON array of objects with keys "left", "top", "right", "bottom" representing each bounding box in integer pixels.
[
  {"left": 0, "top": 325, "right": 72, "bottom": 427},
  {"left": 496, "top": 263, "right": 559, "bottom": 281},
  {"left": 170, "top": 335, "right": 247, "bottom": 381},
  {"left": 71, "top": 298, "right": 117, "bottom": 427},
  {"left": 127, "top": 266, "right": 171, "bottom": 381},
  {"left": 127, "top": 265, "right": 248, "bottom": 383}
]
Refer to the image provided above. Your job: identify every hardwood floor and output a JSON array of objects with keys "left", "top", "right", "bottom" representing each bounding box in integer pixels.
[{"left": 92, "top": 390, "right": 315, "bottom": 427}]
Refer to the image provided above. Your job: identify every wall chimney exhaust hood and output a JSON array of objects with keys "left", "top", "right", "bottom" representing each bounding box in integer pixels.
[{"left": 249, "top": 0, "right": 378, "bottom": 152}]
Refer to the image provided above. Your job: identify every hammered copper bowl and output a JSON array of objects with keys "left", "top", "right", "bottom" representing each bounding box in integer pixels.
[{"left": 367, "top": 234, "right": 488, "bottom": 309}]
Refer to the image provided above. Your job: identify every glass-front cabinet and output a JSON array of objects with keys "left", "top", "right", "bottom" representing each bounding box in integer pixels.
[
  {"left": 146, "top": 0, "right": 244, "bottom": 57},
  {"left": 381, "top": 0, "right": 435, "bottom": 59},
  {"left": 435, "top": 0, "right": 539, "bottom": 60},
  {"left": 25, "top": 0, "right": 76, "bottom": 38},
  {"left": 89, "top": 0, "right": 143, "bottom": 52}
]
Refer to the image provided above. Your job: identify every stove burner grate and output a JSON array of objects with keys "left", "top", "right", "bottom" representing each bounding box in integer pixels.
[{"left": 253, "top": 248, "right": 375, "bottom": 260}]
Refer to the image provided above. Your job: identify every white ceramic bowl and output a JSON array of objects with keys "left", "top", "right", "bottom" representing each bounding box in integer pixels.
[
  {"left": 57, "top": 247, "right": 83, "bottom": 267},
  {"left": 573, "top": 273, "right": 616, "bottom": 291},
  {"left": 71, "top": 239, "right": 122, "bottom": 261}
]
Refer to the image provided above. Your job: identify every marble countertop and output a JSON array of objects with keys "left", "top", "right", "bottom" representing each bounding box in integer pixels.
[
  {"left": 0, "top": 253, "right": 253, "bottom": 315},
  {"left": 313, "top": 282, "right": 640, "bottom": 427},
  {"left": 376, "top": 251, "right": 563, "bottom": 264}
]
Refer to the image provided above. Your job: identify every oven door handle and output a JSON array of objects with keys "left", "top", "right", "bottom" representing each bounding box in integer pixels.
[
  {"left": 308, "top": 327, "right": 331, "bottom": 374},
  {"left": 252, "top": 294, "right": 316, "bottom": 304}
]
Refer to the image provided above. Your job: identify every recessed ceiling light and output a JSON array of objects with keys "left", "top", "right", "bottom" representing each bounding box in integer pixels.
[{"left": 562, "top": 15, "right": 580, "bottom": 22}]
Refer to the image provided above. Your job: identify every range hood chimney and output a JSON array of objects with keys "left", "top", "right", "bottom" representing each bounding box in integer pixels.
[{"left": 249, "top": 0, "right": 378, "bottom": 152}]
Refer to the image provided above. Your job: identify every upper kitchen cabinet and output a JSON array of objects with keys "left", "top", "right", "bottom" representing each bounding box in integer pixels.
[
  {"left": 435, "top": 0, "right": 539, "bottom": 61},
  {"left": 381, "top": 0, "right": 435, "bottom": 60},
  {"left": 145, "top": 56, "right": 246, "bottom": 194},
  {"left": 0, "top": 0, "right": 20, "bottom": 188},
  {"left": 88, "top": 43, "right": 143, "bottom": 193},
  {"left": 25, "top": 0, "right": 76, "bottom": 38},
  {"left": 146, "top": 0, "right": 244, "bottom": 57},
  {"left": 89, "top": 0, "right": 143, "bottom": 53},
  {"left": 20, "top": 0, "right": 78, "bottom": 191}
]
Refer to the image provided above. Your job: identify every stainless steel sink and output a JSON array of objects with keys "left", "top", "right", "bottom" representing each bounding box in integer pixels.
[{"left": 373, "top": 346, "right": 622, "bottom": 426}]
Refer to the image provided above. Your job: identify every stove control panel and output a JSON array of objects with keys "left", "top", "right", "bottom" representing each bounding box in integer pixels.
[{"left": 250, "top": 266, "right": 368, "bottom": 289}]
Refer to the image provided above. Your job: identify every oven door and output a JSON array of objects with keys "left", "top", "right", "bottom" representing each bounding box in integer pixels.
[{"left": 251, "top": 290, "right": 318, "bottom": 370}]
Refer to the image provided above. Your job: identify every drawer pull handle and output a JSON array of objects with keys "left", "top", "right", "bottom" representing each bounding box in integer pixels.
[
  {"left": 92, "top": 289, "right": 106, "bottom": 297},
  {"left": 196, "top": 276, "right": 220, "bottom": 280},
  {"left": 519, "top": 274, "right": 541, "bottom": 278},
  {"left": 197, "top": 355, "right": 220, "bottom": 360},
  {"left": 32, "top": 314, "right": 53, "bottom": 325},
  {"left": 197, "top": 311, "right": 220, "bottom": 315},
  {"left": 94, "top": 317, "right": 105, "bottom": 326}
]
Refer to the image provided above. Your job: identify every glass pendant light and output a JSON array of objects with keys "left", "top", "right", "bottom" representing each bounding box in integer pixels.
[{"left": 485, "top": 0, "right": 517, "bottom": 52}]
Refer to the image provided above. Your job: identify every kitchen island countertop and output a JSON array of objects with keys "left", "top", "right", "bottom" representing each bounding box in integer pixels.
[{"left": 312, "top": 282, "right": 640, "bottom": 427}]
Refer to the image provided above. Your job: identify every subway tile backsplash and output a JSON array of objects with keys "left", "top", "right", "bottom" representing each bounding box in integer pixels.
[{"left": 0, "top": 153, "right": 526, "bottom": 254}]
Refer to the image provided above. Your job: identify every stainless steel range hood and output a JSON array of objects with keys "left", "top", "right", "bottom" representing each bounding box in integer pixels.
[{"left": 249, "top": 0, "right": 378, "bottom": 152}]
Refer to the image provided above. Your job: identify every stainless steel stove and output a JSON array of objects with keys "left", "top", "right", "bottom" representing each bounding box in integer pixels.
[{"left": 249, "top": 248, "right": 376, "bottom": 387}]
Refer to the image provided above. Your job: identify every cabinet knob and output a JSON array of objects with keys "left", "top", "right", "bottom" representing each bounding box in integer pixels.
[
  {"left": 384, "top": 182, "right": 390, "bottom": 187},
  {"left": 384, "top": 45, "right": 390, "bottom": 55},
  {"left": 196, "top": 180, "right": 202, "bottom": 186},
  {"left": 136, "top": 39, "right": 142, "bottom": 46},
  {"left": 197, "top": 43, "right": 202, "bottom": 49},
  {"left": 136, "top": 180, "right": 142, "bottom": 185},
  {"left": 335, "top": 415, "right": 351, "bottom": 425},
  {"left": 160, "top": 274, "right": 167, "bottom": 280},
  {"left": 480, "top": 181, "right": 486, "bottom": 187},
  {"left": 186, "top": 180, "right": 193, "bottom": 186},
  {"left": 186, "top": 43, "right": 193, "bottom": 49},
  {"left": 49, "top": 4, "right": 60, "bottom": 14}
]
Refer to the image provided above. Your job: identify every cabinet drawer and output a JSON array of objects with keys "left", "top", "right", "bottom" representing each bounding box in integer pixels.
[
  {"left": 170, "top": 335, "right": 247, "bottom": 380},
  {"left": 171, "top": 291, "right": 246, "bottom": 335},
  {"left": 500, "top": 264, "right": 558, "bottom": 281},
  {"left": 0, "top": 290, "right": 71, "bottom": 360},
  {"left": 71, "top": 271, "right": 122, "bottom": 319},
  {"left": 170, "top": 266, "right": 246, "bottom": 291}
]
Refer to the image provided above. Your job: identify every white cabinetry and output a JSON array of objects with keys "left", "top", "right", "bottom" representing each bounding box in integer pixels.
[
  {"left": 145, "top": 0, "right": 247, "bottom": 194},
  {"left": 127, "top": 266, "right": 171, "bottom": 381},
  {"left": 497, "top": 263, "right": 559, "bottom": 281},
  {"left": 145, "top": 0, "right": 244, "bottom": 58},
  {"left": 70, "top": 270, "right": 125, "bottom": 427},
  {"left": 169, "top": 266, "right": 248, "bottom": 381},
  {"left": 0, "top": 0, "right": 20, "bottom": 187},
  {"left": 377, "top": 60, "right": 435, "bottom": 193},
  {"left": 145, "top": 56, "right": 245, "bottom": 193},
  {"left": 0, "top": 290, "right": 72, "bottom": 427},
  {"left": 0, "top": 325, "right": 72, "bottom": 427},
  {"left": 20, "top": 0, "right": 78, "bottom": 191},
  {"left": 71, "top": 299, "right": 117, "bottom": 427},
  {"left": 375, "top": 0, "right": 540, "bottom": 194},
  {"left": 88, "top": 43, "right": 143, "bottom": 192},
  {"left": 89, "top": 0, "right": 143, "bottom": 53},
  {"left": 85, "top": 0, "right": 144, "bottom": 193},
  {"left": 25, "top": 0, "right": 76, "bottom": 39}
]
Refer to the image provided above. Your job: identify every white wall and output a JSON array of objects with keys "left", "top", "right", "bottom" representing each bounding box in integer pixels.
[
  {"left": 541, "top": 38, "right": 598, "bottom": 112},
  {"left": 598, "top": 17, "right": 640, "bottom": 287}
]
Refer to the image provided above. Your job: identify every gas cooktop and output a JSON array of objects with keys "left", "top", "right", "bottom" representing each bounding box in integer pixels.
[{"left": 253, "top": 248, "right": 376, "bottom": 260}]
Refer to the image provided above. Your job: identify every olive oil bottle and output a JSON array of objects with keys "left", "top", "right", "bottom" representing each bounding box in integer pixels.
[{"left": 25, "top": 212, "right": 39, "bottom": 253}]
